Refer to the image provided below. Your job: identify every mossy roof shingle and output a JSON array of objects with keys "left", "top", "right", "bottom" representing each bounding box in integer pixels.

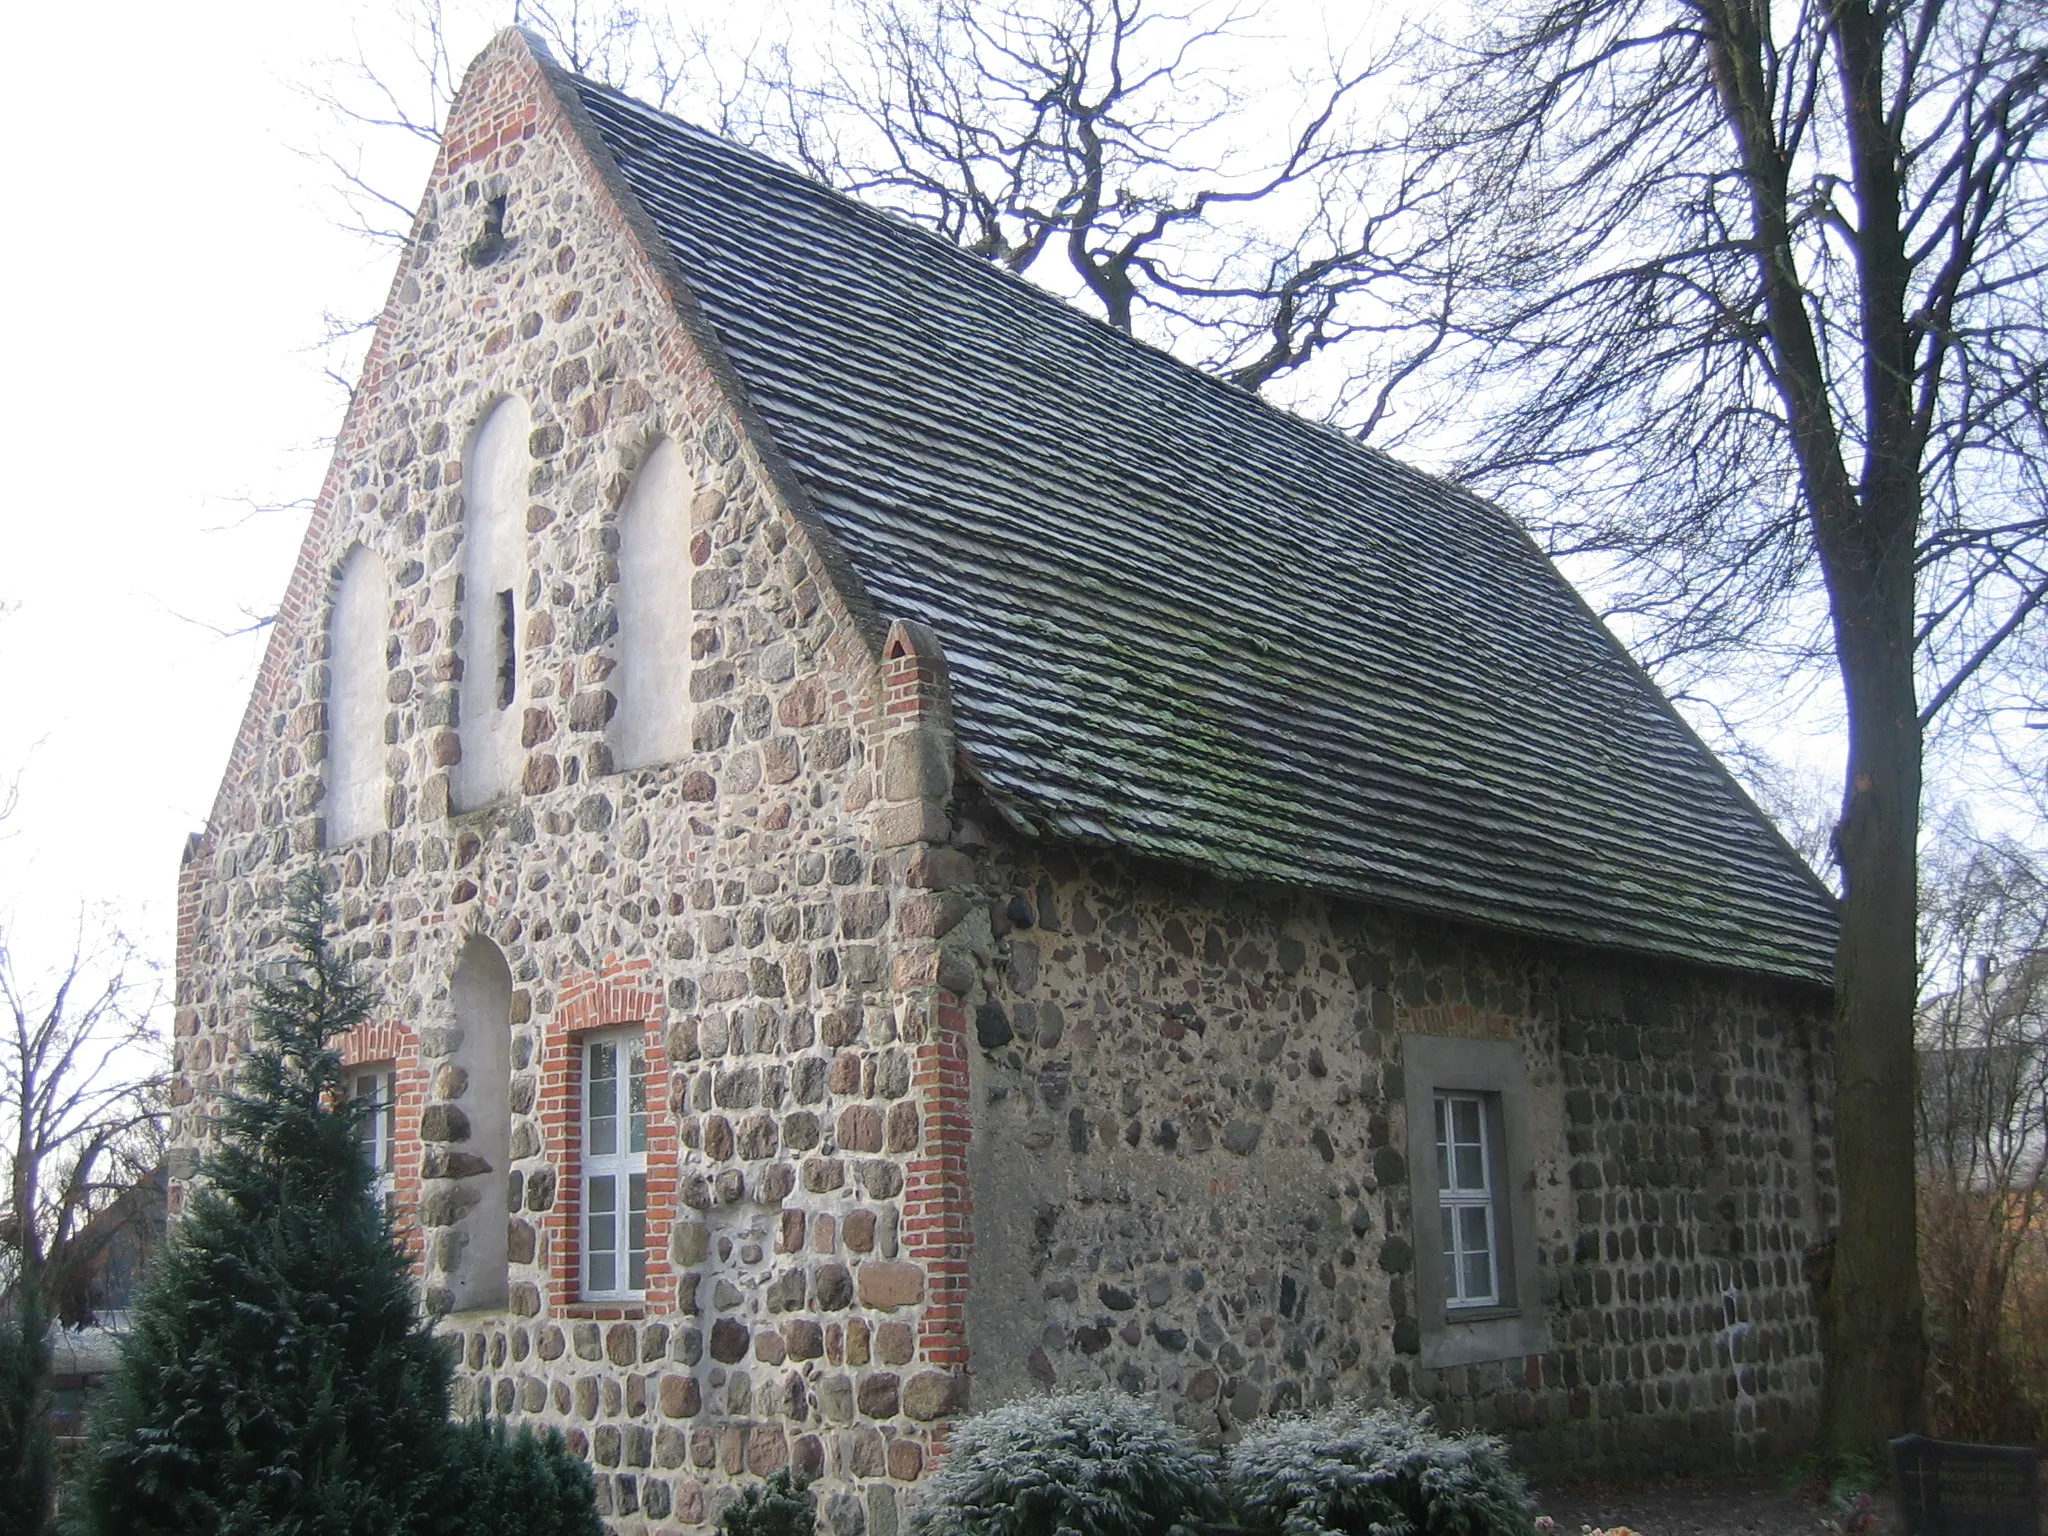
[{"left": 563, "top": 71, "right": 1839, "bottom": 986}]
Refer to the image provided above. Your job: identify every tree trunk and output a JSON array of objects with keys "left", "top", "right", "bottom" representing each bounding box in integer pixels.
[
  {"left": 1815, "top": 0, "right": 1930, "bottom": 1450},
  {"left": 1818, "top": 520, "right": 1927, "bottom": 1450}
]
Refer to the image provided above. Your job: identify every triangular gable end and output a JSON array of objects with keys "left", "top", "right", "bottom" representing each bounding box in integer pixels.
[{"left": 182, "top": 29, "right": 896, "bottom": 926}]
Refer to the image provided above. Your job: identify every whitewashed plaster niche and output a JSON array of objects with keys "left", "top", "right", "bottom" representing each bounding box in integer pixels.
[
  {"left": 454, "top": 395, "right": 533, "bottom": 811},
  {"left": 323, "top": 545, "right": 391, "bottom": 845},
  {"left": 610, "top": 435, "right": 694, "bottom": 770},
  {"left": 431, "top": 936, "right": 513, "bottom": 1313}
]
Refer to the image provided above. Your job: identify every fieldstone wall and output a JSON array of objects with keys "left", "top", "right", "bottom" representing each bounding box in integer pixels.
[
  {"left": 173, "top": 35, "right": 971, "bottom": 1536},
  {"left": 951, "top": 798, "right": 1836, "bottom": 1475}
]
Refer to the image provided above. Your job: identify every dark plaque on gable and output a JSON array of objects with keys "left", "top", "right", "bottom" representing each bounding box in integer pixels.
[{"left": 1891, "top": 1434, "right": 2040, "bottom": 1536}]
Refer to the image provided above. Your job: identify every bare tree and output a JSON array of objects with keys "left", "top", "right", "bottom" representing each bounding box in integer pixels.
[
  {"left": 1745, "top": 752, "right": 1844, "bottom": 891},
  {"left": 299, "top": 0, "right": 466, "bottom": 251},
  {"left": 306, "top": 0, "right": 1458, "bottom": 443},
  {"left": 1916, "top": 828, "right": 2048, "bottom": 1438},
  {"left": 734, "top": 0, "right": 1454, "bottom": 428},
  {"left": 301, "top": 0, "right": 705, "bottom": 251},
  {"left": 1427, "top": 0, "right": 2048, "bottom": 1448},
  {"left": 0, "top": 920, "right": 165, "bottom": 1329}
]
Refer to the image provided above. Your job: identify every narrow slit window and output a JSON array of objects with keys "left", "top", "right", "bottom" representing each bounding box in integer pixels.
[
  {"left": 584, "top": 1030, "right": 649, "bottom": 1299},
  {"left": 353, "top": 1066, "right": 398, "bottom": 1220},
  {"left": 1435, "top": 1091, "right": 1499, "bottom": 1308},
  {"left": 465, "top": 194, "right": 510, "bottom": 267},
  {"left": 495, "top": 588, "right": 517, "bottom": 709}
]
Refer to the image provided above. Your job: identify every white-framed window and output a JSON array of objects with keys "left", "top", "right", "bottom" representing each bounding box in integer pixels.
[
  {"left": 1435, "top": 1091, "right": 1500, "bottom": 1309},
  {"left": 583, "top": 1030, "right": 649, "bottom": 1300},
  {"left": 1404, "top": 1036, "right": 1545, "bottom": 1368},
  {"left": 353, "top": 1065, "right": 398, "bottom": 1217}
]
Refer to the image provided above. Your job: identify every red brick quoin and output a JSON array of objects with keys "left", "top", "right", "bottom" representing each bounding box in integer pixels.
[
  {"left": 881, "top": 621, "right": 975, "bottom": 1441},
  {"left": 905, "top": 995, "right": 972, "bottom": 1374},
  {"left": 540, "top": 956, "right": 677, "bottom": 1316}
]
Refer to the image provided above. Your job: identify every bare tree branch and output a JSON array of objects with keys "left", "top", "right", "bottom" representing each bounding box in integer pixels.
[
  {"left": 307, "top": 0, "right": 1458, "bottom": 444},
  {"left": 0, "top": 915, "right": 165, "bottom": 1327},
  {"left": 733, "top": 0, "right": 1454, "bottom": 425},
  {"left": 1916, "top": 824, "right": 2048, "bottom": 1437}
]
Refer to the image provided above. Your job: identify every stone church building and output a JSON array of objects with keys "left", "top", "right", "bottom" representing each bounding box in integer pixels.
[{"left": 172, "top": 29, "right": 1843, "bottom": 1532}]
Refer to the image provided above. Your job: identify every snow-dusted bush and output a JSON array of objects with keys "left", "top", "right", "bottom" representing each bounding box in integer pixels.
[
  {"left": 1227, "top": 1404, "right": 1536, "bottom": 1536},
  {"left": 910, "top": 1391, "right": 1220, "bottom": 1536}
]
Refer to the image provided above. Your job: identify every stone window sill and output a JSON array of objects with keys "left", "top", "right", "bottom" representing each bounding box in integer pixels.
[
  {"left": 1445, "top": 1303, "right": 1521, "bottom": 1326},
  {"left": 557, "top": 1302, "right": 648, "bottom": 1320}
]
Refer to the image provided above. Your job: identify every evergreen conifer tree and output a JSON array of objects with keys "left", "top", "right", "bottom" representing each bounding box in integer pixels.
[
  {"left": 0, "top": 1294, "right": 53, "bottom": 1536},
  {"left": 76, "top": 877, "right": 464, "bottom": 1534},
  {"left": 717, "top": 1467, "right": 815, "bottom": 1536},
  {"left": 431, "top": 1418, "right": 603, "bottom": 1536}
]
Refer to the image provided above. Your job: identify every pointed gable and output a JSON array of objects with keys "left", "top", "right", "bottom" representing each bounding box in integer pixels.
[{"left": 530, "top": 56, "right": 1838, "bottom": 987}]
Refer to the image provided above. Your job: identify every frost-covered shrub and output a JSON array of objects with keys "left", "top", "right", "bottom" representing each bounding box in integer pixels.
[
  {"left": 1227, "top": 1404, "right": 1535, "bottom": 1536},
  {"left": 910, "top": 1391, "right": 1220, "bottom": 1536}
]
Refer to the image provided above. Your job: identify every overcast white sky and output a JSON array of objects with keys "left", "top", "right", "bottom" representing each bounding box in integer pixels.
[
  {"left": 0, "top": 0, "right": 1854, "bottom": 1000},
  {"left": 0, "top": 2, "right": 432, "bottom": 975}
]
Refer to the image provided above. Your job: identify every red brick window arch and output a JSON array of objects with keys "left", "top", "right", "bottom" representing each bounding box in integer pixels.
[
  {"left": 544, "top": 959, "right": 677, "bottom": 1315},
  {"left": 337, "top": 1020, "right": 425, "bottom": 1251}
]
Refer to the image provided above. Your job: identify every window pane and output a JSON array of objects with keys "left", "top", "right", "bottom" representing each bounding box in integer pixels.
[
  {"left": 588, "top": 1041, "right": 618, "bottom": 1156},
  {"left": 628, "top": 1174, "right": 648, "bottom": 1292},
  {"left": 1435, "top": 1092, "right": 1507, "bottom": 1310},
  {"left": 355, "top": 1071, "right": 394, "bottom": 1177},
  {"left": 354, "top": 1075, "right": 377, "bottom": 1142},
  {"left": 628, "top": 1040, "right": 648, "bottom": 1154},
  {"left": 1457, "top": 1205, "right": 1493, "bottom": 1300},
  {"left": 1463, "top": 1244, "right": 1493, "bottom": 1301},
  {"left": 588, "top": 1174, "right": 617, "bottom": 1293},
  {"left": 1452, "top": 1096, "right": 1481, "bottom": 1145}
]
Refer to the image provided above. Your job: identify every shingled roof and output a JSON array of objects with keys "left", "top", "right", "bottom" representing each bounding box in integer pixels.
[{"left": 552, "top": 64, "right": 1840, "bottom": 987}]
